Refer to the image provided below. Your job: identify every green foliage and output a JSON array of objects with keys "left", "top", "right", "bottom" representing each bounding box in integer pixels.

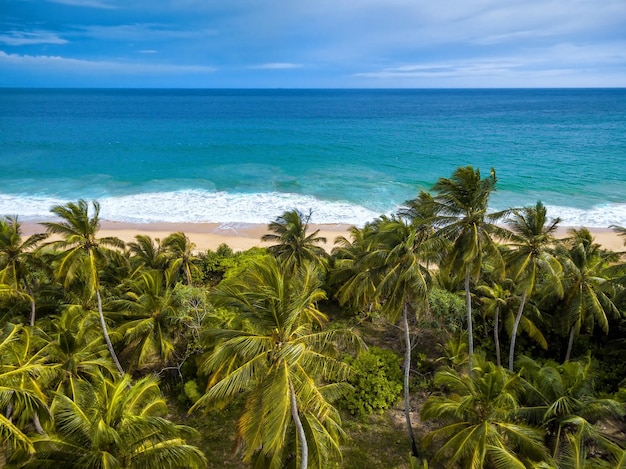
[
  {"left": 184, "top": 380, "right": 202, "bottom": 404},
  {"left": 426, "top": 287, "right": 466, "bottom": 332},
  {"left": 341, "top": 346, "right": 402, "bottom": 416}
]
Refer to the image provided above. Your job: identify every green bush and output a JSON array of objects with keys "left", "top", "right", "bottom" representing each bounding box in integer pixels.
[{"left": 341, "top": 346, "right": 403, "bottom": 416}]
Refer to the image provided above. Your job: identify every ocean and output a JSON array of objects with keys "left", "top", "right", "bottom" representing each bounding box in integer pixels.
[{"left": 0, "top": 88, "right": 624, "bottom": 227}]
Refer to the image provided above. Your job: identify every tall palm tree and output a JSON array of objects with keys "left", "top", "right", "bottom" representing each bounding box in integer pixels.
[
  {"left": 556, "top": 228, "right": 619, "bottom": 362},
  {"left": 0, "top": 216, "right": 48, "bottom": 326},
  {"left": 334, "top": 214, "right": 434, "bottom": 457},
  {"left": 112, "top": 270, "right": 186, "bottom": 371},
  {"left": 192, "top": 256, "right": 359, "bottom": 469},
  {"left": 24, "top": 375, "right": 207, "bottom": 468},
  {"left": 262, "top": 209, "right": 328, "bottom": 272},
  {"left": 42, "top": 200, "right": 126, "bottom": 375},
  {"left": 506, "top": 201, "right": 563, "bottom": 371},
  {"left": 162, "top": 232, "right": 200, "bottom": 285},
  {"left": 475, "top": 279, "right": 515, "bottom": 367},
  {"left": 430, "top": 166, "right": 510, "bottom": 371},
  {"left": 421, "top": 356, "right": 548, "bottom": 468}
]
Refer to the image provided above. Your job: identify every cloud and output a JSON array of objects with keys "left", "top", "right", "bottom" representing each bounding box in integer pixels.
[
  {"left": 76, "top": 24, "right": 219, "bottom": 42},
  {"left": 47, "top": 0, "right": 117, "bottom": 9},
  {"left": 250, "top": 63, "right": 303, "bottom": 70},
  {"left": 0, "top": 50, "right": 216, "bottom": 74},
  {"left": 0, "top": 31, "right": 68, "bottom": 46}
]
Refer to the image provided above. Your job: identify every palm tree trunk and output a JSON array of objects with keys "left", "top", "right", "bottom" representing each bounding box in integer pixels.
[
  {"left": 402, "top": 303, "right": 419, "bottom": 458},
  {"left": 494, "top": 306, "right": 501, "bottom": 368},
  {"left": 289, "top": 378, "right": 308, "bottom": 469},
  {"left": 465, "top": 266, "right": 474, "bottom": 373},
  {"left": 96, "top": 289, "right": 125, "bottom": 375},
  {"left": 25, "top": 281, "right": 36, "bottom": 327},
  {"left": 185, "top": 262, "right": 193, "bottom": 285},
  {"left": 508, "top": 290, "right": 527, "bottom": 371},
  {"left": 564, "top": 324, "right": 576, "bottom": 362}
]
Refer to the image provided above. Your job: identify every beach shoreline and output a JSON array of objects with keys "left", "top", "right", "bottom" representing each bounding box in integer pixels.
[{"left": 20, "top": 220, "right": 624, "bottom": 253}]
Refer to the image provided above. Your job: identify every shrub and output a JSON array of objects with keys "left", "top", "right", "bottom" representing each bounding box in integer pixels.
[{"left": 341, "top": 346, "right": 403, "bottom": 416}]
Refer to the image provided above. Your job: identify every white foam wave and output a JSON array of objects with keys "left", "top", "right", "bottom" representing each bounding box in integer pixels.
[
  {"left": 1, "top": 191, "right": 625, "bottom": 228},
  {"left": 543, "top": 204, "right": 626, "bottom": 228},
  {"left": 0, "top": 190, "right": 381, "bottom": 226}
]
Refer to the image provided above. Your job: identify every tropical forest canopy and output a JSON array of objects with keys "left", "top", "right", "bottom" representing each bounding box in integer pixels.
[{"left": 0, "top": 166, "right": 625, "bottom": 468}]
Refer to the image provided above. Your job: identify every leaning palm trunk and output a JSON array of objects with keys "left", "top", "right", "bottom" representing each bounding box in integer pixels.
[
  {"left": 465, "top": 266, "right": 474, "bottom": 373},
  {"left": 508, "top": 290, "right": 527, "bottom": 371},
  {"left": 96, "top": 290, "right": 124, "bottom": 375},
  {"left": 494, "top": 306, "right": 501, "bottom": 367},
  {"left": 402, "top": 303, "right": 419, "bottom": 457},
  {"left": 289, "top": 378, "right": 308, "bottom": 469}
]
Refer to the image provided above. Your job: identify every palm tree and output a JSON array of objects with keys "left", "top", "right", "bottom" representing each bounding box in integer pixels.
[
  {"left": 506, "top": 201, "right": 563, "bottom": 371},
  {"left": 476, "top": 279, "right": 515, "bottom": 367},
  {"left": 430, "top": 166, "right": 510, "bottom": 372},
  {"left": 556, "top": 228, "right": 619, "bottom": 362},
  {"left": 24, "top": 375, "right": 207, "bottom": 468},
  {"left": 112, "top": 269, "right": 186, "bottom": 371},
  {"left": 334, "top": 214, "right": 434, "bottom": 457},
  {"left": 126, "top": 234, "right": 167, "bottom": 271},
  {"left": 262, "top": 209, "right": 328, "bottom": 271},
  {"left": 518, "top": 356, "right": 625, "bottom": 463},
  {"left": 162, "top": 232, "right": 200, "bottom": 285},
  {"left": 192, "top": 256, "right": 359, "bottom": 469},
  {"left": 0, "top": 323, "right": 50, "bottom": 458},
  {"left": 42, "top": 200, "right": 126, "bottom": 375},
  {"left": 421, "top": 356, "right": 548, "bottom": 468},
  {"left": 0, "top": 216, "right": 48, "bottom": 326},
  {"left": 44, "top": 306, "right": 118, "bottom": 400}
]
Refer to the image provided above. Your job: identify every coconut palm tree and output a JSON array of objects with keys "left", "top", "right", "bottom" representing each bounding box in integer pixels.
[
  {"left": 476, "top": 279, "right": 515, "bottom": 367},
  {"left": 126, "top": 234, "right": 168, "bottom": 271},
  {"left": 262, "top": 209, "right": 328, "bottom": 272},
  {"left": 42, "top": 200, "right": 126, "bottom": 375},
  {"left": 518, "top": 356, "right": 625, "bottom": 463},
  {"left": 430, "top": 166, "right": 510, "bottom": 372},
  {"left": 192, "top": 256, "right": 359, "bottom": 469},
  {"left": 112, "top": 269, "right": 186, "bottom": 371},
  {"left": 556, "top": 228, "right": 619, "bottom": 362},
  {"left": 334, "top": 214, "right": 435, "bottom": 457},
  {"left": 24, "top": 374, "right": 206, "bottom": 468},
  {"left": 0, "top": 323, "right": 50, "bottom": 459},
  {"left": 506, "top": 201, "right": 563, "bottom": 371},
  {"left": 162, "top": 232, "right": 200, "bottom": 285},
  {"left": 421, "top": 356, "right": 548, "bottom": 468},
  {"left": 44, "top": 306, "right": 118, "bottom": 400},
  {"left": 0, "top": 216, "right": 48, "bottom": 326}
]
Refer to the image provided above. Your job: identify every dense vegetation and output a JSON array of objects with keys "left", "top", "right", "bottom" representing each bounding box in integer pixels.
[{"left": 1, "top": 166, "right": 625, "bottom": 468}]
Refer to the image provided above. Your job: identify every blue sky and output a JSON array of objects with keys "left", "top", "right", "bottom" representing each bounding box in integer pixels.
[{"left": 1, "top": 0, "right": 625, "bottom": 88}]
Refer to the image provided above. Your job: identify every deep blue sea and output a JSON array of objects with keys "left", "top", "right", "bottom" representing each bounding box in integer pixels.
[{"left": 0, "top": 88, "right": 625, "bottom": 227}]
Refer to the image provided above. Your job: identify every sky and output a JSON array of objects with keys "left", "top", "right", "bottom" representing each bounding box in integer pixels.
[{"left": 1, "top": 0, "right": 625, "bottom": 88}]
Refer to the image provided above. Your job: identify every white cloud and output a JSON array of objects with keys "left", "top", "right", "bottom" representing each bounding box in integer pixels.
[
  {"left": 0, "top": 31, "right": 68, "bottom": 46},
  {"left": 250, "top": 63, "right": 303, "bottom": 70},
  {"left": 0, "top": 50, "right": 216, "bottom": 74},
  {"left": 47, "top": 0, "right": 117, "bottom": 9}
]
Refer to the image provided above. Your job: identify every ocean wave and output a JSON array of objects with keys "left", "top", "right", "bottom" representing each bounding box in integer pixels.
[
  {"left": 1, "top": 191, "right": 624, "bottom": 228},
  {"left": 0, "top": 190, "right": 382, "bottom": 226}
]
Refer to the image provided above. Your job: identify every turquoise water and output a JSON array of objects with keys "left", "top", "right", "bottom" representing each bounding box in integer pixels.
[{"left": 0, "top": 88, "right": 624, "bottom": 226}]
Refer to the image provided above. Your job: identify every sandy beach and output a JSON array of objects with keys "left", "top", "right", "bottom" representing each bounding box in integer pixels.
[{"left": 20, "top": 221, "right": 625, "bottom": 253}]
